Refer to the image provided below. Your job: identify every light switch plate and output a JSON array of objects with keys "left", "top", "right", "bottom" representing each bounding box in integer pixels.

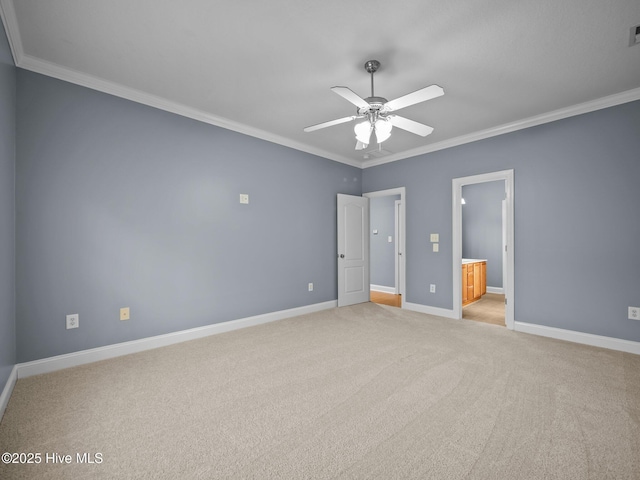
[
  {"left": 430, "top": 233, "right": 439, "bottom": 242},
  {"left": 120, "top": 307, "right": 130, "bottom": 321},
  {"left": 388, "top": 236, "right": 393, "bottom": 243}
]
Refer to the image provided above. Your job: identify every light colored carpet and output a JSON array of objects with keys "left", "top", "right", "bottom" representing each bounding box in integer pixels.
[{"left": 1, "top": 303, "right": 639, "bottom": 479}]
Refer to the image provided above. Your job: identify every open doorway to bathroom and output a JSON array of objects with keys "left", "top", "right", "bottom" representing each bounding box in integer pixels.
[
  {"left": 461, "top": 180, "right": 506, "bottom": 326},
  {"left": 453, "top": 170, "right": 514, "bottom": 329}
]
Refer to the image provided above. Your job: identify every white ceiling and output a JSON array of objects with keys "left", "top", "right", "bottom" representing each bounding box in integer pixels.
[{"left": 2, "top": 0, "right": 639, "bottom": 168}]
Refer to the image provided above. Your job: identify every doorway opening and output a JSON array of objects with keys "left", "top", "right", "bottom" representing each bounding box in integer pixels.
[
  {"left": 453, "top": 170, "right": 514, "bottom": 329},
  {"left": 370, "top": 290, "right": 402, "bottom": 307},
  {"left": 461, "top": 180, "right": 506, "bottom": 326},
  {"left": 364, "top": 187, "right": 405, "bottom": 309}
]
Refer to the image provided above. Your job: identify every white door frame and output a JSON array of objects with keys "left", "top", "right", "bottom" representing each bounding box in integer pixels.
[
  {"left": 394, "top": 199, "right": 403, "bottom": 295},
  {"left": 452, "top": 170, "right": 514, "bottom": 329},
  {"left": 502, "top": 199, "right": 507, "bottom": 296},
  {"left": 364, "top": 187, "right": 406, "bottom": 307}
]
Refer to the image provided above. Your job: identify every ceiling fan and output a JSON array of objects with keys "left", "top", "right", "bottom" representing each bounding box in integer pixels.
[{"left": 304, "top": 60, "right": 444, "bottom": 150}]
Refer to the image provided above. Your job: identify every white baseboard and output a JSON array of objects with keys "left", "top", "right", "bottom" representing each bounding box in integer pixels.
[
  {"left": 0, "top": 365, "right": 18, "bottom": 421},
  {"left": 370, "top": 284, "right": 396, "bottom": 294},
  {"left": 486, "top": 286, "right": 504, "bottom": 294},
  {"left": 403, "top": 302, "right": 457, "bottom": 319},
  {"left": 514, "top": 321, "right": 640, "bottom": 355},
  {"left": 399, "top": 305, "right": 640, "bottom": 355},
  {"left": 16, "top": 300, "right": 337, "bottom": 379}
]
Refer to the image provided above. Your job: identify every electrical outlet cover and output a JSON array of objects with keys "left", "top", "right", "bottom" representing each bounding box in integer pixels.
[
  {"left": 66, "top": 314, "right": 79, "bottom": 329},
  {"left": 629, "top": 306, "right": 640, "bottom": 320}
]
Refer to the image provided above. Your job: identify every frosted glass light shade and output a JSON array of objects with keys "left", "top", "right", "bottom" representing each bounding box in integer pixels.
[
  {"left": 374, "top": 119, "right": 392, "bottom": 143},
  {"left": 354, "top": 121, "right": 372, "bottom": 144}
]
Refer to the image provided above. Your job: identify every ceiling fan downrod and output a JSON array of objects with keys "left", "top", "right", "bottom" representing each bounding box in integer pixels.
[
  {"left": 360, "top": 60, "right": 387, "bottom": 112},
  {"left": 364, "top": 60, "right": 380, "bottom": 97}
]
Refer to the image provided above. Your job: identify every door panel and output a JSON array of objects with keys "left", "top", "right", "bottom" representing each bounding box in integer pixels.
[
  {"left": 337, "top": 194, "right": 369, "bottom": 307},
  {"left": 345, "top": 266, "right": 365, "bottom": 293},
  {"left": 344, "top": 203, "right": 364, "bottom": 260}
]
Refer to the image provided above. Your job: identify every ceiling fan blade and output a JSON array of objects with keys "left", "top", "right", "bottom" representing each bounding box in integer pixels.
[
  {"left": 303, "top": 115, "right": 357, "bottom": 132},
  {"left": 388, "top": 115, "right": 434, "bottom": 137},
  {"left": 384, "top": 85, "right": 444, "bottom": 112},
  {"left": 331, "top": 86, "right": 370, "bottom": 109}
]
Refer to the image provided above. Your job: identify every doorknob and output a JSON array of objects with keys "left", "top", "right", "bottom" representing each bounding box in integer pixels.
[{"left": 339, "top": 254, "right": 345, "bottom": 258}]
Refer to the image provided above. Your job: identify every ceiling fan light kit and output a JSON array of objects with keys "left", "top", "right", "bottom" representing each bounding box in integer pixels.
[
  {"left": 354, "top": 120, "right": 373, "bottom": 144},
  {"left": 304, "top": 59, "right": 444, "bottom": 150},
  {"left": 374, "top": 118, "right": 392, "bottom": 143}
]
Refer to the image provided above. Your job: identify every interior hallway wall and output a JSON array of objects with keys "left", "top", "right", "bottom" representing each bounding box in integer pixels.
[{"left": 370, "top": 195, "right": 400, "bottom": 289}]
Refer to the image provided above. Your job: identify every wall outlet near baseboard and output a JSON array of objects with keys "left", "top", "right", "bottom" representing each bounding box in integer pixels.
[
  {"left": 430, "top": 284, "right": 436, "bottom": 293},
  {"left": 66, "top": 314, "right": 79, "bottom": 329},
  {"left": 120, "top": 307, "right": 130, "bottom": 321},
  {"left": 308, "top": 283, "right": 313, "bottom": 292},
  {"left": 629, "top": 306, "right": 640, "bottom": 321}
]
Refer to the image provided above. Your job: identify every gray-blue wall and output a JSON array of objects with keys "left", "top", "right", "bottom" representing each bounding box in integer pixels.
[
  {"left": 462, "top": 181, "right": 504, "bottom": 289},
  {"left": 363, "top": 100, "right": 640, "bottom": 342},
  {"left": 0, "top": 22, "right": 16, "bottom": 392},
  {"left": 16, "top": 70, "right": 361, "bottom": 362},
  {"left": 370, "top": 195, "right": 400, "bottom": 288},
  {"left": 4, "top": 45, "right": 640, "bottom": 369},
  {"left": 0, "top": 20, "right": 15, "bottom": 392}
]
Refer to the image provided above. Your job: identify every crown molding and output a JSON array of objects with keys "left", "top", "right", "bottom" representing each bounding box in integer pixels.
[
  {"left": 17, "top": 54, "right": 362, "bottom": 168},
  {"left": 362, "top": 86, "right": 640, "bottom": 168},
  {"left": 0, "top": 2, "right": 360, "bottom": 168},
  {"left": 3, "top": 1, "right": 639, "bottom": 171},
  {"left": 0, "top": 0, "right": 21, "bottom": 65}
]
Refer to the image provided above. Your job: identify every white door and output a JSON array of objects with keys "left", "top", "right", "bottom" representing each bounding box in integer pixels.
[{"left": 337, "top": 194, "right": 370, "bottom": 307}]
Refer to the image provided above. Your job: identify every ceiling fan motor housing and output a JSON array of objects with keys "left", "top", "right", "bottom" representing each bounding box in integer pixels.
[{"left": 358, "top": 97, "right": 389, "bottom": 115}]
